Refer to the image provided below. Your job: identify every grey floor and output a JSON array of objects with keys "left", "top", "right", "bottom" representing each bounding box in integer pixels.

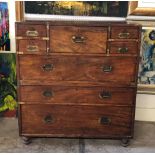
[{"left": 0, "top": 118, "right": 155, "bottom": 153}]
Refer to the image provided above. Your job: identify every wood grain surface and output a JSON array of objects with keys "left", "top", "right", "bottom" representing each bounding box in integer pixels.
[
  {"left": 110, "top": 26, "right": 139, "bottom": 39},
  {"left": 50, "top": 26, "right": 107, "bottom": 53},
  {"left": 20, "top": 104, "right": 132, "bottom": 137},
  {"left": 19, "top": 55, "right": 137, "bottom": 84},
  {"left": 16, "top": 21, "right": 141, "bottom": 139},
  {"left": 20, "top": 85, "right": 135, "bottom": 105}
]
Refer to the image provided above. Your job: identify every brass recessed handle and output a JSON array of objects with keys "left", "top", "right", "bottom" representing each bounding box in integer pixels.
[
  {"left": 43, "top": 90, "right": 53, "bottom": 97},
  {"left": 42, "top": 64, "right": 53, "bottom": 72},
  {"left": 44, "top": 115, "right": 54, "bottom": 124},
  {"left": 27, "top": 45, "right": 39, "bottom": 52},
  {"left": 72, "top": 35, "right": 85, "bottom": 43},
  {"left": 118, "top": 47, "right": 128, "bottom": 53},
  {"left": 99, "top": 91, "right": 111, "bottom": 99},
  {"left": 100, "top": 116, "right": 111, "bottom": 125},
  {"left": 102, "top": 65, "right": 113, "bottom": 73},
  {"left": 118, "top": 32, "right": 130, "bottom": 39},
  {"left": 26, "top": 30, "right": 39, "bottom": 37}
]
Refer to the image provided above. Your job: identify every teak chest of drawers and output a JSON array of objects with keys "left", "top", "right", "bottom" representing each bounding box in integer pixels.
[{"left": 16, "top": 21, "right": 141, "bottom": 146}]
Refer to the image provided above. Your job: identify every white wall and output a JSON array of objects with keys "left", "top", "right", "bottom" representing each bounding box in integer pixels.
[{"left": 136, "top": 94, "right": 155, "bottom": 122}]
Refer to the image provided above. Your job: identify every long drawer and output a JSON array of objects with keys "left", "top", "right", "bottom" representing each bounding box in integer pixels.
[
  {"left": 20, "top": 85, "right": 135, "bottom": 105},
  {"left": 18, "top": 55, "right": 137, "bottom": 84},
  {"left": 20, "top": 104, "right": 132, "bottom": 137}
]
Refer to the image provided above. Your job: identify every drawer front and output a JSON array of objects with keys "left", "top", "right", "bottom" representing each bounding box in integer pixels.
[
  {"left": 109, "top": 41, "right": 138, "bottom": 55},
  {"left": 19, "top": 55, "right": 137, "bottom": 84},
  {"left": 20, "top": 104, "right": 132, "bottom": 137},
  {"left": 18, "top": 39, "right": 47, "bottom": 54},
  {"left": 111, "top": 26, "right": 139, "bottom": 39},
  {"left": 16, "top": 24, "right": 47, "bottom": 37},
  {"left": 50, "top": 26, "right": 107, "bottom": 53},
  {"left": 20, "top": 86, "right": 135, "bottom": 105}
]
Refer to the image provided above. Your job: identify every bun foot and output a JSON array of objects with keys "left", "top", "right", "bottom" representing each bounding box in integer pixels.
[
  {"left": 121, "top": 138, "right": 130, "bottom": 147},
  {"left": 22, "top": 137, "right": 32, "bottom": 145}
]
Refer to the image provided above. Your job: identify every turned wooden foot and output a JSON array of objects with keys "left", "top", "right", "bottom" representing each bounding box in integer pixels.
[
  {"left": 22, "top": 137, "right": 32, "bottom": 145},
  {"left": 121, "top": 138, "right": 130, "bottom": 147}
]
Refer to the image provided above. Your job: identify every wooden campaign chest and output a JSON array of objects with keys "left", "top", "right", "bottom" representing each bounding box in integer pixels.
[{"left": 16, "top": 21, "right": 141, "bottom": 146}]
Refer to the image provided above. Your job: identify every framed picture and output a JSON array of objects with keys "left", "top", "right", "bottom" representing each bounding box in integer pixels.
[
  {"left": 128, "top": 1, "right": 155, "bottom": 16},
  {"left": 17, "top": 1, "right": 128, "bottom": 21},
  {"left": 0, "top": 0, "right": 16, "bottom": 117},
  {"left": 0, "top": 53, "right": 17, "bottom": 117},
  {"left": 0, "top": 2, "right": 10, "bottom": 51},
  {"left": 0, "top": 0, "right": 16, "bottom": 53},
  {"left": 138, "top": 27, "right": 155, "bottom": 94}
]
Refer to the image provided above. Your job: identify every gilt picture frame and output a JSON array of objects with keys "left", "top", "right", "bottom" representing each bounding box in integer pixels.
[
  {"left": 15, "top": 1, "right": 24, "bottom": 21},
  {"left": 17, "top": 1, "right": 128, "bottom": 21},
  {"left": 128, "top": 1, "right": 155, "bottom": 16}
]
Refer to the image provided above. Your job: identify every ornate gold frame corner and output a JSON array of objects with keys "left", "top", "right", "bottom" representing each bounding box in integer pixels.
[
  {"left": 128, "top": 1, "right": 155, "bottom": 16},
  {"left": 137, "top": 84, "right": 155, "bottom": 95}
]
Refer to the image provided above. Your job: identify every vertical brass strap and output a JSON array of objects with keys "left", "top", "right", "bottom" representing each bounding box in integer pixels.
[
  {"left": 106, "top": 26, "right": 111, "bottom": 55},
  {"left": 46, "top": 22, "right": 50, "bottom": 55},
  {"left": 47, "top": 22, "right": 50, "bottom": 37},
  {"left": 108, "top": 26, "right": 111, "bottom": 38},
  {"left": 106, "top": 48, "right": 110, "bottom": 56}
]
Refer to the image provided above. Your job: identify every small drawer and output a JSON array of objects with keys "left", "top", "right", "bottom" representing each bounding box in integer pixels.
[
  {"left": 20, "top": 86, "right": 135, "bottom": 106},
  {"left": 20, "top": 104, "right": 132, "bottom": 137},
  {"left": 50, "top": 26, "right": 107, "bottom": 54},
  {"left": 18, "top": 39, "right": 47, "bottom": 54},
  {"left": 111, "top": 26, "right": 139, "bottom": 39},
  {"left": 109, "top": 41, "right": 138, "bottom": 55},
  {"left": 16, "top": 24, "right": 47, "bottom": 37}
]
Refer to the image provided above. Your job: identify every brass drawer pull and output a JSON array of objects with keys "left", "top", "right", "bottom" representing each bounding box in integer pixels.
[
  {"left": 118, "top": 47, "right": 128, "bottom": 53},
  {"left": 43, "top": 90, "right": 53, "bottom": 97},
  {"left": 100, "top": 116, "right": 111, "bottom": 125},
  {"left": 44, "top": 115, "right": 54, "bottom": 124},
  {"left": 27, "top": 45, "right": 39, "bottom": 52},
  {"left": 26, "top": 30, "right": 39, "bottom": 37},
  {"left": 102, "top": 65, "right": 113, "bottom": 73},
  {"left": 72, "top": 35, "right": 85, "bottom": 43},
  {"left": 42, "top": 64, "right": 53, "bottom": 72},
  {"left": 99, "top": 91, "right": 111, "bottom": 99},
  {"left": 118, "top": 32, "right": 129, "bottom": 39}
]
